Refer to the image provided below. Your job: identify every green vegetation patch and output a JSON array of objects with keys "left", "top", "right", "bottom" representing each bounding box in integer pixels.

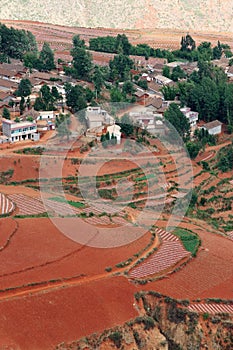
[
  {"left": 48, "top": 197, "right": 85, "bottom": 208},
  {"left": 172, "top": 228, "right": 200, "bottom": 256}
]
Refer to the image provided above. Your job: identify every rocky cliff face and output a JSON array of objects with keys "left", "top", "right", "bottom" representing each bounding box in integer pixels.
[
  {"left": 0, "top": 1, "right": 233, "bottom": 32},
  {"left": 56, "top": 292, "right": 233, "bottom": 350}
]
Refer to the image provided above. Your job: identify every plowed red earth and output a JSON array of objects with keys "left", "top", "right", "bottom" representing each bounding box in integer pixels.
[
  {"left": 0, "top": 276, "right": 137, "bottom": 350},
  {"left": 0, "top": 218, "right": 152, "bottom": 289},
  {"left": 140, "top": 221, "right": 233, "bottom": 299},
  {"left": 0, "top": 218, "right": 17, "bottom": 248}
]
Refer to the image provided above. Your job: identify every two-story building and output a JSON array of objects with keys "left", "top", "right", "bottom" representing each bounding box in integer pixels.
[
  {"left": 85, "top": 107, "right": 114, "bottom": 129},
  {"left": 2, "top": 118, "right": 39, "bottom": 142},
  {"left": 180, "top": 106, "right": 199, "bottom": 130}
]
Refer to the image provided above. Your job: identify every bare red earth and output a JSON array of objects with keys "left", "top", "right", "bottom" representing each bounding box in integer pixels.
[{"left": 0, "top": 276, "right": 137, "bottom": 350}]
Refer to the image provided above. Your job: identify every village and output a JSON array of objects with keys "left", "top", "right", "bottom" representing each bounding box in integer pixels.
[{"left": 0, "top": 50, "right": 228, "bottom": 150}]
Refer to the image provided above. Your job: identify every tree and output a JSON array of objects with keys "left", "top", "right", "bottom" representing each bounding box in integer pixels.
[
  {"left": 39, "top": 42, "right": 56, "bottom": 71},
  {"left": 17, "top": 78, "right": 32, "bottom": 97},
  {"left": 161, "top": 85, "right": 177, "bottom": 100},
  {"left": 40, "top": 84, "right": 55, "bottom": 110},
  {"left": 109, "top": 54, "right": 134, "bottom": 81},
  {"left": 186, "top": 141, "right": 201, "bottom": 159},
  {"left": 92, "top": 65, "right": 105, "bottom": 95},
  {"left": 137, "top": 79, "right": 148, "bottom": 90},
  {"left": 117, "top": 114, "right": 134, "bottom": 136},
  {"left": 115, "top": 34, "right": 131, "bottom": 55},
  {"left": 51, "top": 86, "right": 61, "bottom": 100},
  {"left": 72, "top": 35, "right": 85, "bottom": 49},
  {"left": 20, "top": 96, "right": 25, "bottom": 115},
  {"left": 213, "top": 41, "right": 223, "bottom": 60},
  {"left": 2, "top": 107, "right": 10, "bottom": 119},
  {"left": 23, "top": 52, "right": 39, "bottom": 70},
  {"left": 65, "top": 83, "right": 87, "bottom": 112},
  {"left": 197, "top": 41, "right": 213, "bottom": 61},
  {"left": 110, "top": 87, "right": 123, "bottom": 102},
  {"left": 162, "top": 66, "right": 170, "bottom": 78},
  {"left": 164, "top": 103, "right": 190, "bottom": 141},
  {"left": 122, "top": 81, "right": 135, "bottom": 95},
  {"left": 171, "top": 66, "right": 186, "bottom": 82},
  {"left": 180, "top": 34, "right": 196, "bottom": 52},
  {"left": 34, "top": 97, "right": 46, "bottom": 111},
  {"left": 70, "top": 36, "right": 93, "bottom": 80}
]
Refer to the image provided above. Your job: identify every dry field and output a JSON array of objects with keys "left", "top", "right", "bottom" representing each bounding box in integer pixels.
[{"left": 1, "top": 19, "right": 233, "bottom": 65}]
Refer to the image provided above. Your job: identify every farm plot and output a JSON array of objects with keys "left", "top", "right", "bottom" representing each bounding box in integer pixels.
[
  {"left": 0, "top": 193, "right": 14, "bottom": 215},
  {"left": 129, "top": 228, "right": 190, "bottom": 278},
  {"left": 43, "top": 199, "right": 82, "bottom": 216},
  {"left": 188, "top": 303, "right": 233, "bottom": 315},
  {"left": 8, "top": 194, "right": 46, "bottom": 216}
]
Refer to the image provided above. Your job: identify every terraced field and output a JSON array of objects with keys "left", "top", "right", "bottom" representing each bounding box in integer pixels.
[
  {"left": 0, "top": 193, "right": 14, "bottom": 215},
  {"left": 129, "top": 228, "right": 191, "bottom": 278}
]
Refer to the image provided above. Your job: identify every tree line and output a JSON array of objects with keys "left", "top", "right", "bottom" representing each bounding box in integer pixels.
[
  {"left": 89, "top": 33, "right": 232, "bottom": 62},
  {"left": 0, "top": 23, "right": 37, "bottom": 62}
]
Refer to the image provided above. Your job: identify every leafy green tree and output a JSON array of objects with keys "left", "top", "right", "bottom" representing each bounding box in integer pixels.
[
  {"left": 180, "top": 34, "right": 196, "bottom": 52},
  {"left": 0, "top": 24, "right": 37, "bottom": 59},
  {"left": 2, "top": 107, "right": 10, "bottom": 119},
  {"left": 19, "top": 96, "right": 25, "bottom": 115},
  {"left": 117, "top": 114, "right": 134, "bottom": 136},
  {"left": 115, "top": 34, "right": 131, "bottom": 55},
  {"left": 70, "top": 36, "right": 93, "bottom": 80},
  {"left": 161, "top": 85, "right": 177, "bottom": 100},
  {"left": 136, "top": 79, "right": 148, "bottom": 90},
  {"left": 171, "top": 66, "right": 186, "bottom": 82},
  {"left": 39, "top": 42, "right": 56, "bottom": 71},
  {"left": 34, "top": 97, "right": 46, "bottom": 111},
  {"left": 122, "top": 81, "right": 135, "bottom": 95},
  {"left": 23, "top": 52, "right": 39, "bottom": 70},
  {"left": 72, "top": 35, "right": 85, "bottom": 49},
  {"left": 92, "top": 65, "right": 105, "bottom": 95},
  {"left": 162, "top": 66, "right": 170, "bottom": 78},
  {"left": 40, "top": 84, "right": 55, "bottom": 110},
  {"left": 213, "top": 41, "right": 223, "bottom": 60},
  {"left": 51, "top": 86, "right": 61, "bottom": 100},
  {"left": 109, "top": 54, "right": 134, "bottom": 81},
  {"left": 110, "top": 87, "right": 123, "bottom": 102},
  {"left": 186, "top": 141, "right": 201, "bottom": 159},
  {"left": 83, "top": 88, "right": 93, "bottom": 103},
  {"left": 17, "top": 78, "right": 32, "bottom": 97},
  {"left": 65, "top": 83, "right": 87, "bottom": 112},
  {"left": 56, "top": 113, "right": 71, "bottom": 140},
  {"left": 164, "top": 103, "right": 190, "bottom": 141},
  {"left": 197, "top": 42, "right": 213, "bottom": 61}
]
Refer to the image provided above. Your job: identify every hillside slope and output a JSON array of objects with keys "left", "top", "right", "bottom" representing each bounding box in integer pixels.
[{"left": 0, "top": 0, "right": 233, "bottom": 32}]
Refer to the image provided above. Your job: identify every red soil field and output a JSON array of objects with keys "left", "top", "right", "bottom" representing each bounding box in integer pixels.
[
  {"left": 0, "top": 218, "right": 152, "bottom": 289},
  {"left": 0, "top": 276, "right": 137, "bottom": 350},
  {"left": 140, "top": 221, "right": 233, "bottom": 300},
  {"left": 0, "top": 217, "right": 17, "bottom": 248}
]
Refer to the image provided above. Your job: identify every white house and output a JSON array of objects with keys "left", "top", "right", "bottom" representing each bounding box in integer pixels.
[
  {"left": 85, "top": 107, "right": 114, "bottom": 129},
  {"left": 154, "top": 74, "right": 173, "bottom": 86},
  {"left": 129, "top": 112, "right": 155, "bottom": 130},
  {"left": 107, "top": 124, "right": 121, "bottom": 144},
  {"left": 180, "top": 107, "right": 199, "bottom": 129},
  {"left": 201, "top": 120, "right": 222, "bottom": 135},
  {"left": 2, "top": 118, "right": 39, "bottom": 142}
]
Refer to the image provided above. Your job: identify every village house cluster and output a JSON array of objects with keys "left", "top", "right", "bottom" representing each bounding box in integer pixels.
[{"left": 0, "top": 52, "right": 227, "bottom": 145}]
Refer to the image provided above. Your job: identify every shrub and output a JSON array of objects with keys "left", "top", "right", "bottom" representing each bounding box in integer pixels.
[{"left": 108, "top": 331, "right": 122, "bottom": 348}]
